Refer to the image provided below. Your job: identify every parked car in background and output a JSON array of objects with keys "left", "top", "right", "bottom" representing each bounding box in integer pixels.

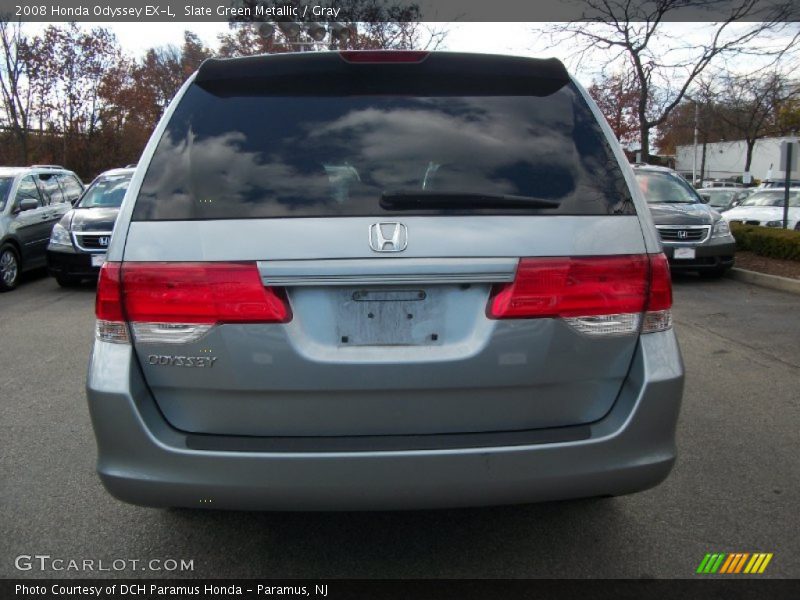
[
  {"left": 87, "top": 51, "right": 683, "bottom": 511},
  {"left": 47, "top": 167, "right": 134, "bottom": 286},
  {"left": 757, "top": 179, "right": 800, "bottom": 189},
  {"left": 634, "top": 164, "right": 736, "bottom": 278},
  {"left": 697, "top": 187, "right": 752, "bottom": 212},
  {"left": 702, "top": 179, "right": 744, "bottom": 189},
  {"left": 0, "top": 165, "right": 84, "bottom": 291},
  {"left": 723, "top": 189, "right": 800, "bottom": 230}
]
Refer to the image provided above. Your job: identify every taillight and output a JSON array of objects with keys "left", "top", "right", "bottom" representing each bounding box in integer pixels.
[
  {"left": 487, "top": 254, "right": 672, "bottom": 336},
  {"left": 642, "top": 253, "right": 673, "bottom": 333},
  {"left": 94, "top": 262, "right": 291, "bottom": 344},
  {"left": 96, "top": 262, "right": 129, "bottom": 343},
  {"left": 339, "top": 50, "right": 429, "bottom": 63}
]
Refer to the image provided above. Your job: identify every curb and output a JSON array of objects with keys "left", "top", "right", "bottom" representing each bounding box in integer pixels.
[{"left": 727, "top": 267, "right": 800, "bottom": 295}]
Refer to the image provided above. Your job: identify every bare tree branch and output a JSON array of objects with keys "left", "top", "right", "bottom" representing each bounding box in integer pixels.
[{"left": 535, "top": 0, "right": 800, "bottom": 160}]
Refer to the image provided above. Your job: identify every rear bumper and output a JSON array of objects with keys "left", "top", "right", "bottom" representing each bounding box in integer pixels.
[
  {"left": 47, "top": 249, "right": 100, "bottom": 279},
  {"left": 663, "top": 238, "right": 735, "bottom": 271},
  {"left": 86, "top": 331, "right": 684, "bottom": 510}
]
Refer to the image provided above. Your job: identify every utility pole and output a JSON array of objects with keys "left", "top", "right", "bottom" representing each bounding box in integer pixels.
[
  {"left": 781, "top": 137, "right": 797, "bottom": 229},
  {"left": 692, "top": 101, "right": 699, "bottom": 187}
]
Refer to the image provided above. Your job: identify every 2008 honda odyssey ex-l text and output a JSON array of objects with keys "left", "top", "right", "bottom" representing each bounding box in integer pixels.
[{"left": 87, "top": 51, "right": 684, "bottom": 510}]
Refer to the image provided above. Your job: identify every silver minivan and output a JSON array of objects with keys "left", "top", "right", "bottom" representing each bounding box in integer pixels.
[{"left": 87, "top": 51, "right": 684, "bottom": 510}]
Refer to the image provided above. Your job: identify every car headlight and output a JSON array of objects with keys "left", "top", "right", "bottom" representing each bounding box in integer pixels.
[
  {"left": 712, "top": 219, "right": 731, "bottom": 238},
  {"left": 765, "top": 220, "right": 782, "bottom": 227},
  {"left": 49, "top": 223, "right": 72, "bottom": 248}
]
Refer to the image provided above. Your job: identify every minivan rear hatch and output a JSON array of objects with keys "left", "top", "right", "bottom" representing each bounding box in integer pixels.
[{"left": 118, "top": 52, "right": 648, "bottom": 438}]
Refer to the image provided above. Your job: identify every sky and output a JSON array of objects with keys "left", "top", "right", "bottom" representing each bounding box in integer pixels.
[{"left": 26, "top": 21, "right": 800, "bottom": 87}]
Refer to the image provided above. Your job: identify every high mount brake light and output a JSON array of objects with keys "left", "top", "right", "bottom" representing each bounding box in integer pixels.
[{"left": 339, "top": 51, "right": 429, "bottom": 63}]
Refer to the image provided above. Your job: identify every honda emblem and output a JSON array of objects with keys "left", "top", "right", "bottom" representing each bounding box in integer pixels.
[{"left": 369, "top": 222, "right": 408, "bottom": 252}]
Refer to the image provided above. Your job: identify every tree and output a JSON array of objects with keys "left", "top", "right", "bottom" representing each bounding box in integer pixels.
[
  {"left": 588, "top": 70, "right": 640, "bottom": 146},
  {"left": 0, "top": 19, "right": 33, "bottom": 162},
  {"left": 714, "top": 71, "right": 800, "bottom": 172},
  {"left": 26, "top": 24, "right": 124, "bottom": 173},
  {"left": 181, "top": 31, "right": 213, "bottom": 74},
  {"left": 537, "top": 0, "right": 799, "bottom": 161}
]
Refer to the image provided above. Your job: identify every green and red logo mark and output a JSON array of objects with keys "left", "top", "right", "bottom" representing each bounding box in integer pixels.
[{"left": 697, "top": 553, "right": 773, "bottom": 574}]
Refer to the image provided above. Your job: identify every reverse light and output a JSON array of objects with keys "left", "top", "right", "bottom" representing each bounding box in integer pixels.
[
  {"left": 95, "top": 262, "right": 128, "bottom": 343},
  {"left": 642, "top": 252, "right": 673, "bottom": 333},
  {"left": 487, "top": 254, "right": 673, "bottom": 336},
  {"left": 95, "top": 262, "right": 291, "bottom": 344}
]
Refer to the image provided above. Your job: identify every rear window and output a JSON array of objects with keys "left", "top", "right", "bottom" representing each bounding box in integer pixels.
[{"left": 132, "top": 83, "right": 634, "bottom": 220}]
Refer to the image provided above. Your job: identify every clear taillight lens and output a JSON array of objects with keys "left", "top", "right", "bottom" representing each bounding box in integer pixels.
[
  {"left": 96, "top": 262, "right": 129, "bottom": 343},
  {"left": 642, "top": 253, "right": 673, "bottom": 333}
]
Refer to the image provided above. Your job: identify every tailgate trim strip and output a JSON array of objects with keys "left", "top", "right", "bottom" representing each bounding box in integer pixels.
[
  {"left": 185, "top": 424, "right": 591, "bottom": 453},
  {"left": 258, "top": 258, "right": 518, "bottom": 286}
]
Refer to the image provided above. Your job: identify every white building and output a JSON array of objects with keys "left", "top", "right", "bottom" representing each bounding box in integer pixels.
[{"left": 675, "top": 136, "right": 797, "bottom": 183}]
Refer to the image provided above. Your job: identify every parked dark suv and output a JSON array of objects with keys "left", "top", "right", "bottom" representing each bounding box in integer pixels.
[
  {"left": 47, "top": 167, "right": 134, "bottom": 286},
  {"left": 0, "top": 166, "right": 84, "bottom": 291},
  {"left": 87, "top": 51, "right": 683, "bottom": 510},
  {"left": 634, "top": 164, "right": 736, "bottom": 278}
]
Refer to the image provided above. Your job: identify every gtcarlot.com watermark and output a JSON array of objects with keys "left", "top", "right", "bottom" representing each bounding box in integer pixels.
[{"left": 14, "top": 554, "right": 194, "bottom": 573}]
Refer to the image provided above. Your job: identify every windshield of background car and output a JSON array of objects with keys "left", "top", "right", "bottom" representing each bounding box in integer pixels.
[
  {"left": 635, "top": 170, "right": 702, "bottom": 204},
  {"left": 132, "top": 82, "right": 635, "bottom": 220},
  {"left": 762, "top": 180, "right": 800, "bottom": 188},
  {"left": 77, "top": 174, "right": 132, "bottom": 208},
  {"left": 704, "top": 190, "right": 736, "bottom": 207},
  {"left": 0, "top": 177, "right": 14, "bottom": 211},
  {"left": 740, "top": 191, "right": 800, "bottom": 207}
]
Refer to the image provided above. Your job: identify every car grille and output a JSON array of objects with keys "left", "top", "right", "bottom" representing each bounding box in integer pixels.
[
  {"left": 656, "top": 226, "right": 710, "bottom": 243},
  {"left": 72, "top": 232, "right": 112, "bottom": 252}
]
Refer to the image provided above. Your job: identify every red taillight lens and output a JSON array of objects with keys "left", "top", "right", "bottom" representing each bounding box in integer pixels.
[
  {"left": 646, "top": 253, "right": 672, "bottom": 311},
  {"left": 488, "top": 255, "right": 651, "bottom": 319},
  {"left": 339, "top": 50, "right": 429, "bottom": 63},
  {"left": 96, "top": 262, "right": 290, "bottom": 324},
  {"left": 119, "top": 262, "right": 291, "bottom": 324},
  {"left": 96, "top": 262, "right": 124, "bottom": 321}
]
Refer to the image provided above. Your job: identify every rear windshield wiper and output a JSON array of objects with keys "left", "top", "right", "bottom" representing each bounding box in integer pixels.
[{"left": 380, "top": 191, "right": 561, "bottom": 210}]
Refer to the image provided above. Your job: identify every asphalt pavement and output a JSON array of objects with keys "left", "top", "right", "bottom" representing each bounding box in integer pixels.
[{"left": 1, "top": 269, "right": 798, "bottom": 579}]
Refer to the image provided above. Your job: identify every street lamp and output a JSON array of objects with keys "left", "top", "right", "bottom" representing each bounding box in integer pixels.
[
  {"left": 252, "top": 21, "right": 355, "bottom": 49},
  {"left": 258, "top": 22, "right": 275, "bottom": 39},
  {"left": 685, "top": 95, "right": 699, "bottom": 187},
  {"left": 330, "top": 22, "right": 356, "bottom": 44},
  {"left": 276, "top": 21, "right": 302, "bottom": 39},
  {"left": 306, "top": 22, "right": 327, "bottom": 42}
]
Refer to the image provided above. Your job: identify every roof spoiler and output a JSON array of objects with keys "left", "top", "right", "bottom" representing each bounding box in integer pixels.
[{"left": 195, "top": 51, "right": 570, "bottom": 98}]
